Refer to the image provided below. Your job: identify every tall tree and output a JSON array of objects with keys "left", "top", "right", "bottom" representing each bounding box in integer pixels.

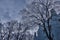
[{"left": 20, "top": 0, "right": 58, "bottom": 40}]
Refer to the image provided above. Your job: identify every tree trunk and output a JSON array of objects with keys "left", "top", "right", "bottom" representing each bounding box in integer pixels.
[
  {"left": 48, "top": 36, "right": 53, "bottom": 40},
  {"left": 47, "top": 19, "right": 53, "bottom": 40}
]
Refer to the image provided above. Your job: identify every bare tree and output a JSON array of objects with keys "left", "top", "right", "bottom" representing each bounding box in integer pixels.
[{"left": 20, "top": 0, "right": 58, "bottom": 40}]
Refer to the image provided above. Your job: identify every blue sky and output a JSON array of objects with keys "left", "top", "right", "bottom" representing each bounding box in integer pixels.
[
  {"left": 0, "top": 0, "right": 60, "bottom": 23},
  {"left": 0, "top": 0, "right": 26, "bottom": 22}
]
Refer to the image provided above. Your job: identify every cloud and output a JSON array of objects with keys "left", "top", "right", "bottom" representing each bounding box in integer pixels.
[{"left": 0, "top": 0, "right": 26, "bottom": 23}]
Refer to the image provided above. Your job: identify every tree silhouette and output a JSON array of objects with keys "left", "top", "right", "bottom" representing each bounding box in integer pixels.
[{"left": 20, "top": 0, "right": 58, "bottom": 40}]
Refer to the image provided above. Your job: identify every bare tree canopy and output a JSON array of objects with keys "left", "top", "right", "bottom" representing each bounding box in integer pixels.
[
  {"left": 0, "top": 0, "right": 60, "bottom": 40},
  {"left": 20, "top": 0, "right": 59, "bottom": 40}
]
